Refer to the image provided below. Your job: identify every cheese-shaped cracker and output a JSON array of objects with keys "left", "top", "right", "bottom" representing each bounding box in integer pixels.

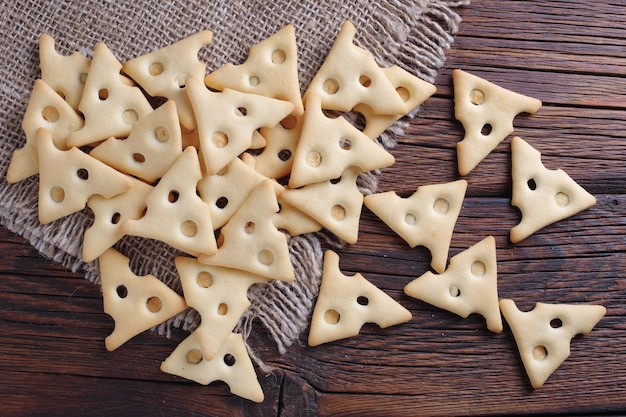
[
  {"left": 404, "top": 236, "right": 502, "bottom": 333},
  {"left": 280, "top": 166, "right": 363, "bottom": 244},
  {"left": 308, "top": 250, "right": 411, "bottom": 346},
  {"left": 89, "top": 100, "right": 182, "bottom": 183},
  {"left": 99, "top": 248, "right": 187, "bottom": 351},
  {"left": 253, "top": 113, "right": 303, "bottom": 180},
  {"left": 288, "top": 93, "right": 395, "bottom": 189},
  {"left": 453, "top": 69, "right": 542, "bottom": 176},
  {"left": 35, "top": 128, "right": 133, "bottom": 224},
  {"left": 38, "top": 34, "right": 91, "bottom": 110},
  {"left": 67, "top": 42, "right": 153, "bottom": 148},
  {"left": 198, "top": 180, "right": 294, "bottom": 282},
  {"left": 161, "top": 330, "right": 264, "bottom": 403},
  {"left": 205, "top": 24, "right": 303, "bottom": 116},
  {"left": 83, "top": 177, "right": 153, "bottom": 262},
  {"left": 121, "top": 146, "right": 217, "bottom": 257},
  {"left": 197, "top": 156, "right": 269, "bottom": 229},
  {"left": 304, "top": 21, "right": 407, "bottom": 116},
  {"left": 175, "top": 257, "right": 268, "bottom": 360},
  {"left": 186, "top": 78, "right": 294, "bottom": 175},
  {"left": 500, "top": 299, "right": 606, "bottom": 389},
  {"left": 364, "top": 179, "right": 467, "bottom": 273},
  {"left": 7, "top": 79, "right": 83, "bottom": 183},
  {"left": 510, "top": 136, "right": 596, "bottom": 243},
  {"left": 355, "top": 65, "right": 436, "bottom": 140},
  {"left": 122, "top": 30, "right": 213, "bottom": 130},
  {"left": 273, "top": 198, "right": 323, "bottom": 236}
]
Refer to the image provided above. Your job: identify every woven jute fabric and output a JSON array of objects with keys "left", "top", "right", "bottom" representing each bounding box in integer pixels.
[{"left": 0, "top": 0, "right": 467, "bottom": 363}]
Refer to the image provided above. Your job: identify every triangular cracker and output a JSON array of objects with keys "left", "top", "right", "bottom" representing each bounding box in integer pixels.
[
  {"left": 35, "top": 128, "right": 133, "bottom": 224},
  {"left": 510, "top": 136, "right": 596, "bottom": 243},
  {"left": 364, "top": 179, "right": 467, "bottom": 273},
  {"left": 279, "top": 166, "right": 363, "bottom": 244},
  {"left": 67, "top": 42, "right": 153, "bottom": 148},
  {"left": 404, "top": 236, "right": 502, "bottom": 333},
  {"left": 99, "top": 248, "right": 188, "bottom": 351},
  {"left": 186, "top": 78, "right": 294, "bottom": 175},
  {"left": 500, "top": 299, "right": 606, "bottom": 389},
  {"left": 7, "top": 79, "right": 84, "bottom": 183},
  {"left": 304, "top": 21, "right": 407, "bottom": 116},
  {"left": 273, "top": 198, "right": 323, "bottom": 236},
  {"left": 354, "top": 65, "right": 436, "bottom": 139},
  {"left": 175, "top": 257, "right": 268, "bottom": 360},
  {"left": 121, "top": 146, "right": 217, "bottom": 257},
  {"left": 38, "top": 34, "right": 91, "bottom": 110},
  {"left": 198, "top": 180, "right": 294, "bottom": 282},
  {"left": 122, "top": 30, "right": 213, "bottom": 130},
  {"left": 253, "top": 113, "right": 303, "bottom": 180},
  {"left": 160, "top": 330, "right": 264, "bottom": 403},
  {"left": 83, "top": 177, "right": 153, "bottom": 262},
  {"left": 453, "top": 69, "right": 542, "bottom": 176},
  {"left": 308, "top": 250, "right": 411, "bottom": 346},
  {"left": 89, "top": 100, "right": 183, "bottom": 183},
  {"left": 288, "top": 92, "right": 395, "bottom": 188},
  {"left": 205, "top": 24, "right": 303, "bottom": 116}
]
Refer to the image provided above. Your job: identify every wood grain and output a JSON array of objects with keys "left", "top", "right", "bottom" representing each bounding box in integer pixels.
[{"left": 1, "top": 0, "right": 625, "bottom": 416}]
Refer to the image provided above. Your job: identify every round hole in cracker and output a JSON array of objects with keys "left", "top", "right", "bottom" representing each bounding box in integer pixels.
[
  {"left": 550, "top": 318, "right": 563, "bottom": 328},
  {"left": 79, "top": 72, "right": 88, "bottom": 84},
  {"left": 77, "top": 168, "right": 89, "bottom": 180},
  {"left": 50, "top": 186, "right": 65, "bottom": 203},
  {"left": 236, "top": 107, "right": 248, "bottom": 117},
  {"left": 471, "top": 260, "right": 487, "bottom": 277},
  {"left": 555, "top": 192, "right": 570, "bottom": 207},
  {"left": 322, "top": 78, "right": 339, "bottom": 95},
  {"left": 244, "top": 221, "right": 256, "bottom": 234},
  {"left": 433, "top": 198, "right": 450, "bottom": 214},
  {"left": 181, "top": 220, "right": 198, "bottom": 237},
  {"left": 217, "top": 303, "right": 228, "bottom": 316},
  {"left": 111, "top": 212, "right": 121, "bottom": 225},
  {"left": 532, "top": 345, "right": 548, "bottom": 361},
  {"left": 359, "top": 74, "right": 372, "bottom": 88},
  {"left": 42, "top": 105, "right": 60, "bottom": 122},
  {"left": 154, "top": 126, "right": 169, "bottom": 142},
  {"left": 527, "top": 178, "right": 537, "bottom": 191},
  {"left": 149, "top": 62, "right": 164, "bottom": 76},
  {"left": 98, "top": 88, "right": 109, "bottom": 101},
  {"left": 396, "top": 86, "right": 411, "bottom": 102},
  {"left": 404, "top": 213, "right": 417, "bottom": 225},
  {"left": 168, "top": 190, "right": 180, "bottom": 203},
  {"left": 278, "top": 149, "right": 292, "bottom": 161},
  {"left": 280, "top": 115, "right": 297, "bottom": 129},
  {"left": 215, "top": 197, "right": 228, "bottom": 209},
  {"left": 212, "top": 131, "right": 229, "bottom": 148},
  {"left": 115, "top": 285, "right": 128, "bottom": 298},
  {"left": 175, "top": 74, "right": 187, "bottom": 88},
  {"left": 356, "top": 296, "right": 369, "bottom": 306},
  {"left": 449, "top": 286, "right": 461, "bottom": 297},
  {"left": 249, "top": 75, "right": 260, "bottom": 86},
  {"left": 339, "top": 138, "right": 352, "bottom": 150},
  {"left": 306, "top": 151, "right": 322, "bottom": 167},
  {"left": 133, "top": 153, "right": 146, "bottom": 163},
  {"left": 258, "top": 249, "right": 274, "bottom": 265},
  {"left": 223, "top": 353, "right": 236, "bottom": 367},
  {"left": 271, "top": 48, "right": 287, "bottom": 64},
  {"left": 324, "top": 309, "right": 340, "bottom": 324},
  {"left": 481, "top": 123, "right": 492, "bottom": 136},
  {"left": 186, "top": 348, "right": 203, "bottom": 365},
  {"left": 196, "top": 271, "right": 213, "bottom": 288},
  {"left": 122, "top": 109, "right": 139, "bottom": 125},
  {"left": 470, "top": 89, "right": 485, "bottom": 105},
  {"left": 331, "top": 205, "right": 346, "bottom": 221},
  {"left": 146, "top": 296, "right": 163, "bottom": 313}
]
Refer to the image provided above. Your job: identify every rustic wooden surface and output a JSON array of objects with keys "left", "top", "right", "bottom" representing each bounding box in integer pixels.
[{"left": 1, "top": 0, "right": 625, "bottom": 416}]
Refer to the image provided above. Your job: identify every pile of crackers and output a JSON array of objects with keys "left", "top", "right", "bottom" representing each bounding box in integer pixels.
[{"left": 7, "top": 21, "right": 603, "bottom": 402}]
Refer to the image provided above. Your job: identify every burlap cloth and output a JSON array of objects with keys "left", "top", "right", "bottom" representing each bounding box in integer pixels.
[{"left": 0, "top": 0, "right": 468, "bottom": 364}]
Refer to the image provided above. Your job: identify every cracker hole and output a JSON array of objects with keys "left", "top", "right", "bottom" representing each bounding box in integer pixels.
[
  {"left": 215, "top": 197, "right": 228, "bottom": 209},
  {"left": 223, "top": 353, "right": 236, "bottom": 367},
  {"left": 168, "top": 190, "right": 180, "bottom": 203},
  {"left": 470, "top": 89, "right": 485, "bottom": 105},
  {"left": 175, "top": 75, "right": 187, "bottom": 88},
  {"left": 122, "top": 109, "right": 139, "bottom": 125},
  {"left": 306, "top": 151, "right": 322, "bottom": 167},
  {"left": 324, "top": 309, "right": 340, "bottom": 324},
  {"left": 133, "top": 153, "right": 146, "bottom": 163},
  {"left": 271, "top": 49, "right": 287, "bottom": 64},
  {"left": 404, "top": 213, "right": 417, "bottom": 225},
  {"left": 449, "top": 286, "right": 461, "bottom": 297},
  {"left": 50, "top": 186, "right": 65, "bottom": 203},
  {"left": 322, "top": 78, "right": 339, "bottom": 95},
  {"left": 212, "top": 131, "right": 229, "bottom": 148},
  {"left": 433, "top": 198, "right": 450, "bottom": 214},
  {"left": 356, "top": 296, "right": 369, "bottom": 306},
  {"left": 471, "top": 260, "right": 487, "bottom": 277},
  {"left": 527, "top": 179, "right": 537, "bottom": 191},
  {"left": 98, "top": 88, "right": 109, "bottom": 100},
  {"left": 154, "top": 126, "right": 169, "bottom": 142},
  {"left": 111, "top": 212, "right": 121, "bottom": 225},
  {"left": 359, "top": 74, "right": 372, "bottom": 88},
  {"left": 42, "top": 105, "right": 60, "bottom": 122},
  {"left": 235, "top": 107, "right": 248, "bottom": 117},
  {"left": 116, "top": 285, "right": 128, "bottom": 298},
  {"left": 339, "top": 138, "right": 352, "bottom": 150},
  {"left": 149, "top": 62, "right": 164, "bottom": 76},
  {"left": 258, "top": 249, "right": 274, "bottom": 265},
  {"left": 196, "top": 271, "right": 213, "bottom": 288},
  {"left": 146, "top": 296, "right": 162, "bottom": 313},
  {"left": 280, "top": 115, "right": 297, "bottom": 129},
  {"left": 481, "top": 123, "right": 492, "bottom": 136},
  {"left": 396, "top": 86, "right": 411, "bottom": 102},
  {"left": 532, "top": 345, "right": 548, "bottom": 361},
  {"left": 186, "top": 349, "right": 203, "bottom": 365},
  {"left": 550, "top": 318, "right": 563, "bottom": 328},
  {"left": 244, "top": 221, "right": 256, "bottom": 234},
  {"left": 181, "top": 220, "right": 198, "bottom": 237},
  {"left": 278, "top": 149, "right": 292, "bottom": 161},
  {"left": 329, "top": 177, "right": 341, "bottom": 184},
  {"left": 79, "top": 73, "right": 88, "bottom": 84},
  {"left": 77, "top": 168, "right": 89, "bottom": 180},
  {"left": 331, "top": 205, "right": 346, "bottom": 221},
  {"left": 217, "top": 303, "right": 228, "bottom": 316},
  {"left": 249, "top": 75, "right": 260, "bottom": 86},
  {"left": 555, "top": 192, "right": 570, "bottom": 207}
]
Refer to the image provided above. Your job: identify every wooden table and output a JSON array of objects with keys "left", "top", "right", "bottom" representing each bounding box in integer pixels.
[{"left": 1, "top": 1, "right": 625, "bottom": 415}]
